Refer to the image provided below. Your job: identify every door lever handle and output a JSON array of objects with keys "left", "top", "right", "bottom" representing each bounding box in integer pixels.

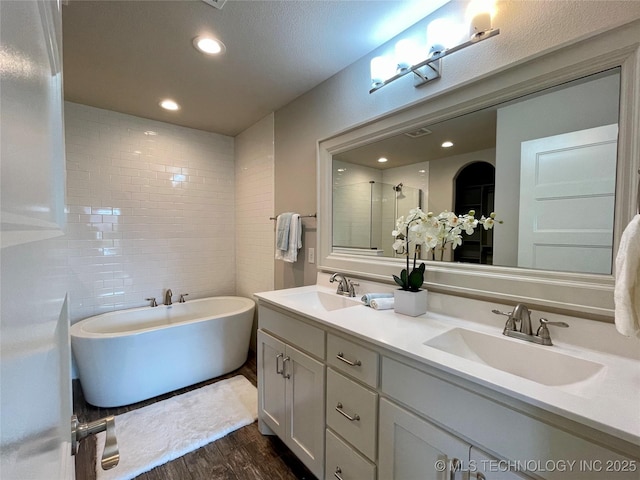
[{"left": 71, "top": 414, "right": 120, "bottom": 470}]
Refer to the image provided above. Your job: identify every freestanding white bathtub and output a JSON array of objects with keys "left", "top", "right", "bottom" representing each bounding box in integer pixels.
[{"left": 70, "top": 296, "right": 255, "bottom": 407}]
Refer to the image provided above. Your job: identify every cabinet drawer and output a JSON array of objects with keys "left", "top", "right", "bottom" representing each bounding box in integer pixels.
[
  {"left": 327, "top": 334, "right": 379, "bottom": 387},
  {"left": 325, "top": 429, "right": 376, "bottom": 480},
  {"left": 258, "top": 305, "right": 325, "bottom": 359},
  {"left": 326, "top": 368, "right": 377, "bottom": 460}
]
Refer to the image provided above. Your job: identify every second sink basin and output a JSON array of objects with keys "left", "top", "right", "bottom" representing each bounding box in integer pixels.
[
  {"left": 281, "top": 291, "right": 361, "bottom": 312},
  {"left": 423, "top": 328, "right": 605, "bottom": 386}
]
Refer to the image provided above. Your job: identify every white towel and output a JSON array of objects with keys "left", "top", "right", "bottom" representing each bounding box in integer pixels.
[
  {"left": 361, "top": 293, "right": 394, "bottom": 306},
  {"left": 275, "top": 213, "right": 293, "bottom": 250},
  {"left": 370, "top": 298, "right": 394, "bottom": 310},
  {"left": 614, "top": 214, "right": 640, "bottom": 338},
  {"left": 275, "top": 213, "right": 302, "bottom": 263}
]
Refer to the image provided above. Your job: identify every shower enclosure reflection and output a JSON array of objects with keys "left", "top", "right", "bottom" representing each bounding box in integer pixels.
[{"left": 332, "top": 178, "right": 421, "bottom": 256}]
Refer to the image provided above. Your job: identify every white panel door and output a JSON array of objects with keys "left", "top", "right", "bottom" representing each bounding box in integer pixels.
[
  {"left": 0, "top": 0, "right": 72, "bottom": 478},
  {"left": 257, "top": 330, "right": 287, "bottom": 438},
  {"left": 378, "top": 398, "right": 469, "bottom": 480},
  {"left": 286, "top": 344, "right": 325, "bottom": 479},
  {"left": 518, "top": 124, "right": 618, "bottom": 274}
]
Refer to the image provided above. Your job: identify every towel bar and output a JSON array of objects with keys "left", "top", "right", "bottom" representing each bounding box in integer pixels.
[{"left": 270, "top": 213, "right": 316, "bottom": 220}]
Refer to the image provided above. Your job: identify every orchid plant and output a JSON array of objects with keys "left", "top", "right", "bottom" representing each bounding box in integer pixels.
[{"left": 392, "top": 207, "right": 499, "bottom": 291}]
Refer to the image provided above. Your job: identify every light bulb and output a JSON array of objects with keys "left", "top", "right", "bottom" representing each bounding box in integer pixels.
[
  {"left": 466, "top": 0, "right": 495, "bottom": 38},
  {"left": 426, "top": 19, "right": 465, "bottom": 57},
  {"left": 159, "top": 99, "right": 180, "bottom": 111},
  {"left": 193, "top": 37, "right": 226, "bottom": 55},
  {"left": 394, "top": 39, "right": 421, "bottom": 73},
  {"left": 370, "top": 56, "right": 396, "bottom": 87}
]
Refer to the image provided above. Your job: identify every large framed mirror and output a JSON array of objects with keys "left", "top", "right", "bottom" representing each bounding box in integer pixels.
[{"left": 317, "top": 22, "right": 640, "bottom": 319}]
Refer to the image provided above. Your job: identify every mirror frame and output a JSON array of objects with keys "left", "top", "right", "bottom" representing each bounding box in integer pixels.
[{"left": 317, "top": 22, "right": 640, "bottom": 320}]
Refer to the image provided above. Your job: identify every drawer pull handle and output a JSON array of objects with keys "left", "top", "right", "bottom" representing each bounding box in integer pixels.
[
  {"left": 282, "top": 356, "right": 291, "bottom": 379},
  {"left": 275, "top": 353, "right": 284, "bottom": 375},
  {"left": 336, "top": 352, "right": 361, "bottom": 367},
  {"left": 334, "top": 467, "right": 344, "bottom": 480},
  {"left": 335, "top": 402, "right": 360, "bottom": 421}
]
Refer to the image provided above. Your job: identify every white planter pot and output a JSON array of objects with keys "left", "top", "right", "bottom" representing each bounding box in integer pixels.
[{"left": 393, "top": 289, "right": 428, "bottom": 317}]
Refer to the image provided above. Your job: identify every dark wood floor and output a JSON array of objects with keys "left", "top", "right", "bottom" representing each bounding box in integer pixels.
[{"left": 73, "top": 354, "right": 316, "bottom": 480}]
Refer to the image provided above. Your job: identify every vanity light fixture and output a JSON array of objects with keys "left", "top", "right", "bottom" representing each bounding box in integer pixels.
[
  {"left": 369, "top": 0, "right": 500, "bottom": 93},
  {"left": 193, "top": 36, "right": 226, "bottom": 56},
  {"left": 159, "top": 99, "right": 180, "bottom": 111}
]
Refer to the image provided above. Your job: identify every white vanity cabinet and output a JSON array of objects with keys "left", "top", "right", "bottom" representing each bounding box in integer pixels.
[
  {"left": 256, "top": 296, "right": 639, "bottom": 480},
  {"left": 257, "top": 307, "right": 326, "bottom": 478},
  {"left": 381, "top": 356, "right": 637, "bottom": 480}
]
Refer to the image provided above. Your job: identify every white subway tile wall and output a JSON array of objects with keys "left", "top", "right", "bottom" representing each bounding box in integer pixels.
[
  {"left": 235, "top": 113, "right": 275, "bottom": 298},
  {"left": 64, "top": 102, "right": 236, "bottom": 321}
]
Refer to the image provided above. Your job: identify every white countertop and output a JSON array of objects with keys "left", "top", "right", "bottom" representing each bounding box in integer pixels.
[{"left": 254, "top": 282, "right": 640, "bottom": 449}]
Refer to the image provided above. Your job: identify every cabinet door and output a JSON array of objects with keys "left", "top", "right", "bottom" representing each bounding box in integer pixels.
[
  {"left": 286, "top": 344, "right": 326, "bottom": 479},
  {"left": 257, "top": 330, "right": 286, "bottom": 438},
  {"left": 379, "top": 398, "right": 469, "bottom": 480},
  {"left": 468, "top": 447, "right": 533, "bottom": 480}
]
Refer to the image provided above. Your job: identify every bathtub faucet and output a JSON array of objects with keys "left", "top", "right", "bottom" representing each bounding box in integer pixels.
[
  {"left": 145, "top": 297, "right": 158, "bottom": 307},
  {"left": 164, "top": 289, "right": 173, "bottom": 306}
]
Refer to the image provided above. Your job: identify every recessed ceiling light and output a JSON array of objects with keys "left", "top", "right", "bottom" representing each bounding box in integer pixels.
[
  {"left": 378, "top": 157, "right": 388, "bottom": 163},
  {"left": 193, "top": 36, "right": 226, "bottom": 55},
  {"left": 160, "top": 99, "right": 180, "bottom": 111},
  {"left": 144, "top": 130, "right": 158, "bottom": 136},
  {"left": 337, "top": 168, "right": 346, "bottom": 172},
  {"left": 441, "top": 141, "right": 454, "bottom": 148},
  {"left": 418, "top": 169, "right": 426, "bottom": 173}
]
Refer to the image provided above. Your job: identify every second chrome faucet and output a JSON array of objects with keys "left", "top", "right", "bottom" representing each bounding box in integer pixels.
[{"left": 493, "top": 303, "right": 569, "bottom": 346}]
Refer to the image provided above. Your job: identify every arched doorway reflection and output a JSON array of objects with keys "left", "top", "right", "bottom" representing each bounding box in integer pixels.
[{"left": 453, "top": 162, "right": 495, "bottom": 264}]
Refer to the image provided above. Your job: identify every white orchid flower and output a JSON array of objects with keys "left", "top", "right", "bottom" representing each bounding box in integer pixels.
[
  {"left": 450, "top": 234, "right": 463, "bottom": 249},
  {"left": 462, "top": 216, "right": 478, "bottom": 235},
  {"left": 392, "top": 239, "right": 405, "bottom": 252},
  {"left": 482, "top": 217, "right": 495, "bottom": 229},
  {"left": 394, "top": 208, "right": 499, "bottom": 261}
]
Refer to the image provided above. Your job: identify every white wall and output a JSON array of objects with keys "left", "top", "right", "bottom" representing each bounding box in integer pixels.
[
  {"left": 235, "top": 113, "right": 275, "bottom": 298},
  {"left": 235, "top": 113, "right": 275, "bottom": 351},
  {"left": 64, "top": 102, "right": 236, "bottom": 321},
  {"left": 273, "top": 0, "right": 640, "bottom": 288}
]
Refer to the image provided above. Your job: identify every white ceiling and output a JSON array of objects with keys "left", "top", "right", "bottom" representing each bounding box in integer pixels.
[{"left": 62, "top": 0, "right": 449, "bottom": 137}]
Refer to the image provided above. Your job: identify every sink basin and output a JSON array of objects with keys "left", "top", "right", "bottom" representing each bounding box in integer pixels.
[
  {"left": 423, "top": 328, "right": 604, "bottom": 386},
  {"left": 281, "top": 291, "right": 361, "bottom": 312}
]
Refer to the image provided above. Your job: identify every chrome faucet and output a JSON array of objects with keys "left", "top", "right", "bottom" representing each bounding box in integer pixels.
[
  {"left": 493, "top": 303, "right": 569, "bottom": 346},
  {"left": 511, "top": 303, "right": 533, "bottom": 335},
  {"left": 164, "top": 289, "right": 173, "bottom": 306},
  {"left": 329, "top": 273, "right": 359, "bottom": 297}
]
